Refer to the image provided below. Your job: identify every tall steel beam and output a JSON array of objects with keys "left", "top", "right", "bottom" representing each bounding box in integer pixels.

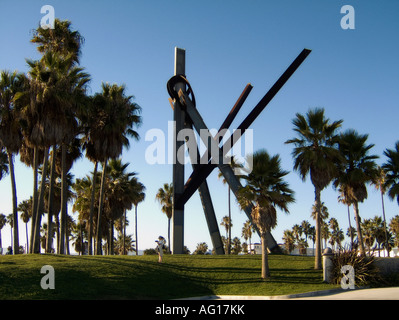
[{"left": 172, "top": 47, "right": 186, "bottom": 254}]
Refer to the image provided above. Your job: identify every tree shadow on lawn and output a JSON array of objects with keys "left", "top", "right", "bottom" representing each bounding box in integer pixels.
[{"left": 33, "top": 255, "right": 327, "bottom": 299}]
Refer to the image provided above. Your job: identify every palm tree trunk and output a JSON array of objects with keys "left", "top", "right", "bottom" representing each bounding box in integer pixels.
[
  {"left": 168, "top": 218, "right": 171, "bottom": 254},
  {"left": 228, "top": 186, "right": 231, "bottom": 255},
  {"left": 261, "top": 233, "right": 270, "bottom": 279},
  {"left": 65, "top": 206, "right": 70, "bottom": 255},
  {"left": 110, "top": 220, "right": 114, "bottom": 255},
  {"left": 123, "top": 209, "right": 126, "bottom": 255},
  {"left": 8, "top": 151, "right": 19, "bottom": 254},
  {"left": 353, "top": 202, "right": 365, "bottom": 255},
  {"left": 59, "top": 144, "right": 68, "bottom": 254},
  {"left": 314, "top": 187, "right": 322, "bottom": 270},
  {"left": 33, "top": 147, "right": 49, "bottom": 253},
  {"left": 46, "top": 145, "right": 56, "bottom": 253},
  {"left": 380, "top": 190, "right": 389, "bottom": 257},
  {"left": 88, "top": 161, "right": 98, "bottom": 255},
  {"left": 25, "top": 222, "right": 29, "bottom": 254},
  {"left": 29, "top": 146, "right": 39, "bottom": 253},
  {"left": 135, "top": 205, "right": 138, "bottom": 255},
  {"left": 96, "top": 159, "right": 108, "bottom": 255},
  {"left": 347, "top": 205, "right": 354, "bottom": 250}
]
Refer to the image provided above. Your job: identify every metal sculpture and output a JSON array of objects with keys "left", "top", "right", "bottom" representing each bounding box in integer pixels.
[{"left": 167, "top": 47, "right": 311, "bottom": 254}]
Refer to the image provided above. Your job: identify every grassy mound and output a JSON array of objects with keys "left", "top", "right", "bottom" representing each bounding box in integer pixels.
[{"left": 0, "top": 254, "right": 338, "bottom": 299}]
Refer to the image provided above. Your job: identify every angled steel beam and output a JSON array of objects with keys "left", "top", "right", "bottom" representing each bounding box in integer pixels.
[
  {"left": 176, "top": 48, "right": 311, "bottom": 209},
  {"left": 183, "top": 122, "right": 225, "bottom": 255},
  {"left": 178, "top": 88, "right": 280, "bottom": 251}
]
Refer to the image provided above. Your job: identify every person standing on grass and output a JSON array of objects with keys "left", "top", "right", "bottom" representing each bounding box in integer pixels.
[{"left": 156, "top": 236, "right": 166, "bottom": 263}]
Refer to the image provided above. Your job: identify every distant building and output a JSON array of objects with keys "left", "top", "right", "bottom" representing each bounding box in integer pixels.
[{"left": 249, "top": 243, "right": 262, "bottom": 255}]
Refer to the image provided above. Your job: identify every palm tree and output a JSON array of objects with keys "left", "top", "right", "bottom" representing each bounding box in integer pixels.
[
  {"left": 18, "top": 198, "right": 32, "bottom": 253},
  {"left": 6, "top": 214, "right": 14, "bottom": 251},
  {"left": 86, "top": 83, "right": 141, "bottom": 255},
  {"left": 0, "top": 213, "right": 6, "bottom": 251},
  {"left": 103, "top": 159, "right": 139, "bottom": 255},
  {"left": 285, "top": 107, "right": 343, "bottom": 269},
  {"left": 361, "top": 218, "right": 375, "bottom": 255},
  {"left": 241, "top": 220, "right": 253, "bottom": 254},
  {"left": 389, "top": 215, "right": 399, "bottom": 248},
  {"left": 292, "top": 224, "right": 303, "bottom": 242},
  {"left": 334, "top": 129, "right": 378, "bottom": 255},
  {"left": 31, "top": 19, "right": 84, "bottom": 65},
  {"left": 372, "top": 166, "right": 390, "bottom": 256},
  {"left": 282, "top": 229, "right": 295, "bottom": 254},
  {"left": 383, "top": 141, "right": 399, "bottom": 206},
  {"left": 300, "top": 220, "right": 312, "bottom": 247},
  {"left": 220, "top": 215, "right": 233, "bottom": 253},
  {"left": 372, "top": 215, "right": 387, "bottom": 256},
  {"left": 194, "top": 242, "right": 208, "bottom": 255},
  {"left": 237, "top": 149, "right": 295, "bottom": 279},
  {"left": 337, "top": 185, "right": 354, "bottom": 249},
  {"left": 26, "top": 18, "right": 89, "bottom": 254},
  {"left": 155, "top": 183, "right": 173, "bottom": 253},
  {"left": 0, "top": 70, "right": 26, "bottom": 254},
  {"left": 132, "top": 181, "right": 145, "bottom": 255},
  {"left": 218, "top": 156, "right": 243, "bottom": 254},
  {"left": 0, "top": 147, "right": 8, "bottom": 181}
]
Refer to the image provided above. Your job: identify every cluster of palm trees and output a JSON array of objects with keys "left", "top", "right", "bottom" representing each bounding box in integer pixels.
[
  {"left": 283, "top": 214, "right": 399, "bottom": 258},
  {"left": 222, "top": 107, "right": 399, "bottom": 279},
  {"left": 284, "top": 108, "right": 399, "bottom": 269},
  {"left": 0, "top": 19, "right": 144, "bottom": 255}
]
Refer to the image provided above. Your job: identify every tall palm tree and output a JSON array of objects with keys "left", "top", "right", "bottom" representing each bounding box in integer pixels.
[
  {"left": 132, "top": 181, "right": 145, "bottom": 256},
  {"left": 23, "top": 52, "right": 90, "bottom": 253},
  {"left": 31, "top": 19, "right": 84, "bottom": 65},
  {"left": 0, "top": 147, "right": 8, "bottom": 181},
  {"left": 0, "top": 213, "right": 6, "bottom": 252},
  {"left": 334, "top": 129, "right": 378, "bottom": 255},
  {"left": 389, "top": 215, "right": 399, "bottom": 248},
  {"left": 237, "top": 149, "right": 295, "bottom": 279},
  {"left": 18, "top": 198, "right": 32, "bottom": 253},
  {"left": 0, "top": 70, "right": 26, "bottom": 254},
  {"left": 85, "top": 83, "right": 141, "bottom": 255},
  {"left": 300, "top": 220, "right": 312, "bottom": 247},
  {"left": 73, "top": 174, "right": 100, "bottom": 252},
  {"left": 6, "top": 213, "right": 14, "bottom": 251},
  {"left": 155, "top": 183, "right": 173, "bottom": 253},
  {"left": 337, "top": 185, "right": 354, "bottom": 249},
  {"left": 372, "top": 166, "right": 390, "bottom": 256},
  {"left": 218, "top": 156, "right": 243, "bottom": 254},
  {"left": 26, "top": 18, "right": 89, "bottom": 254},
  {"left": 103, "top": 159, "right": 138, "bottom": 255},
  {"left": 383, "top": 141, "right": 399, "bottom": 206},
  {"left": 282, "top": 229, "right": 295, "bottom": 254},
  {"left": 241, "top": 220, "right": 253, "bottom": 254},
  {"left": 285, "top": 107, "right": 342, "bottom": 269},
  {"left": 220, "top": 215, "right": 233, "bottom": 253}
]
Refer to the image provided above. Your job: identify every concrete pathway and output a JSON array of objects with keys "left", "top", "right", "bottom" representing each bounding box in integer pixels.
[
  {"left": 291, "top": 287, "right": 399, "bottom": 300},
  {"left": 183, "top": 287, "right": 399, "bottom": 300}
]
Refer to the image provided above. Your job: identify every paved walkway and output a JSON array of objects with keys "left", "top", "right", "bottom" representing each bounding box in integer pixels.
[
  {"left": 184, "top": 287, "right": 399, "bottom": 300},
  {"left": 291, "top": 287, "right": 399, "bottom": 300}
]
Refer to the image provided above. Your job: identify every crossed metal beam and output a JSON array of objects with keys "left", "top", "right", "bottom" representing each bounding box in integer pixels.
[{"left": 168, "top": 48, "right": 311, "bottom": 254}]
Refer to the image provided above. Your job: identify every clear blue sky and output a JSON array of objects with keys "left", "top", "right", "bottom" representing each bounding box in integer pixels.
[{"left": 0, "top": 0, "right": 398, "bottom": 253}]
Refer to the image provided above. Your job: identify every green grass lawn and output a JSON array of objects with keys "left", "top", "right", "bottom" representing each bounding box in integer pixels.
[{"left": 0, "top": 254, "right": 339, "bottom": 300}]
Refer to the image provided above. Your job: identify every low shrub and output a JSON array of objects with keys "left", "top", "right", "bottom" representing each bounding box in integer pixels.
[{"left": 331, "top": 249, "right": 382, "bottom": 287}]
